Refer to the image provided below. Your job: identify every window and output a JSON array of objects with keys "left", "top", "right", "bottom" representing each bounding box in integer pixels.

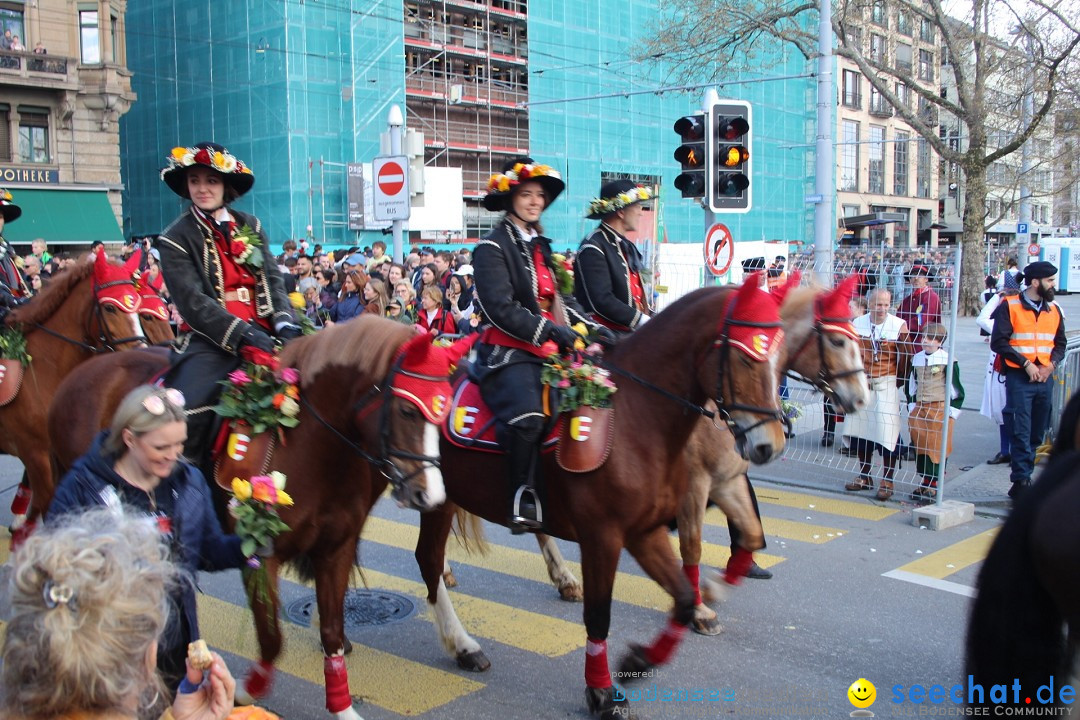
[
  {"left": 17, "top": 106, "right": 49, "bottom": 163},
  {"left": 920, "top": 17, "right": 935, "bottom": 43},
  {"left": 0, "top": 104, "right": 9, "bottom": 162},
  {"left": 842, "top": 70, "right": 862, "bottom": 108},
  {"left": 987, "top": 198, "right": 1000, "bottom": 218},
  {"left": 918, "top": 96, "right": 937, "bottom": 125},
  {"left": 110, "top": 11, "right": 119, "bottom": 63},
  {"left": 843, "top": 204, "right": 862, "bottom": 218},
  {"left": 918, "top": 50, "right": 934, "bottom": 82},
  {"left": 897, "top": 9, "right": 911, "bottom": 36},
  {"left": 0, "top": 6, "right": 24, "bottom": 50},
  {"left": 841, "top": 120, "right": 860, "bottom": 192},
  {"left": 870, "top": 33, "right": 887, "bottom": 64},
  {"left": 894, "top": 208, "right": 909, "bottom": 246},
  {"left": 871, "top": 0, "right": 887, "bottom": 27},
  {"left": 894, "top": 130, "right": 910, "bottom": 195},
  {"left": 895, "top": 82, "right": 911, "bottom": 109},
  {"left": 869, "top": 125, "right": 886, "bottom": 194},
  {"left": 916, "top": 138, "right": 932, "bottom": 198},
  {"left": 844, "top": 25, "right": 862, "bottom": 51},
  {"left": 896, "top": 43, "right": 912, "bottom": 74},
  {"left": 869, "top": 85, "right": 891, "bottom": 115},
  {"left": 79, "top": 10, "right": 100, "bottom": 63}
]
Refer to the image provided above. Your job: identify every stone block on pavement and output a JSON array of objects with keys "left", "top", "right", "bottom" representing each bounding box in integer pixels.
[{"left": 911, "top": 499, "right": 976, "bottom": 531}]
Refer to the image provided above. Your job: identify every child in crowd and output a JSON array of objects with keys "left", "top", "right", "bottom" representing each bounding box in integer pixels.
[{"left": 905, "top": 323, "right": 964, "bottom": 503}]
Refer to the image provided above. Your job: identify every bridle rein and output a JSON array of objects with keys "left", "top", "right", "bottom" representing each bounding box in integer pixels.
[{"left": 784, "top": 297, "right": 865, "bottom": 400}]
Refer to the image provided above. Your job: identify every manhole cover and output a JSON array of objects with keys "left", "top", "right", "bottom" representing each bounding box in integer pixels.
[{"left": 285, "top": 589, "right": 417, "bottom": 634}]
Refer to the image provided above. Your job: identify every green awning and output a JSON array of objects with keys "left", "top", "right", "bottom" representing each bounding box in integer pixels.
[{"left": 2, "top": 189, "right": 123, "bottom": 245}]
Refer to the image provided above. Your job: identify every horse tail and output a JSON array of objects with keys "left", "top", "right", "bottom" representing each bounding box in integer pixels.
[
  {"left": 450, "top": 507, "right": 488, "bottom": 555},
  {"left": 965, "top": 450, "right": 1079, "bottom": 703}
]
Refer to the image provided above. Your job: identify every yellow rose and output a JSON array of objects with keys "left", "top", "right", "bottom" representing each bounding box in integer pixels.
[
  {"left": 571, "top": 322, "right": 588, "bottom": 337},
  {"left": 281, "top": 396, "right": 300, "bottom": 418},
  {"left": 288, "top": 291, "right": 306, "bottom": 310},
  {"left": 497, "top": 176, "right": 511, "bottom": 192},
  {"left": 276, "top": 490, "right": 294, "bottom": 507},
  {"left": 269, "top": 470, "right": 287, "bottom": 490},
  {"left": 574, "top": 338, "right": 586, "bottom": 351},
  {"left": 171, "top": 147, "right": 188, "bottom": 160},
  {"left": 231, "top": 478, "right": 252, "bottom": 501},
  {"left": 213, "top": 151, "right": 226, "bottom": 169}
]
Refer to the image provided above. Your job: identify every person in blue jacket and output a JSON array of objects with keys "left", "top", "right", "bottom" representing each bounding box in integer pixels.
[{"left": 47, "top": 384, "right": 246, "bottom": 691}]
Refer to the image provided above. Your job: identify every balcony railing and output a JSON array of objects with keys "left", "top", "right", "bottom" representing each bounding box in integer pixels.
[
  {"left": 405, "top": 72, "right": 527, "bottom": 107},
  {"left": 842, "top": 91, "right": 862, "bottom": 109},
  {"left": 869, "top": 99, "right": 894, "bottom": 117},
  {"left": 404, "top": 24, "right": 527, "bottom": 62},
  {"left": 0, "top": 50, "right": 71, "bottom": 78}
]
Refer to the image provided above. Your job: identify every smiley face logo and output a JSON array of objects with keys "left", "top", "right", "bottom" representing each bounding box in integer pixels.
[{"left": 847, "top": 678, "right": 876, "bottom": 709}]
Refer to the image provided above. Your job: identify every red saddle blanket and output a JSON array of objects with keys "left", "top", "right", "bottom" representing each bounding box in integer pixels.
[{"left": 442, "top": 375, "right": 559, "bottom": 454}]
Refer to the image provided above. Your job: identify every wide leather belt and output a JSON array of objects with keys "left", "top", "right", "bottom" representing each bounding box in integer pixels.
[{"left": 224, "top": 288, "right": 253, "bottom": 304}]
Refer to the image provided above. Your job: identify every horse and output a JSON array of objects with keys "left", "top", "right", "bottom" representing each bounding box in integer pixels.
[
  {"left": 965, "top": 390, "right": 1080, "bottom": 709},
  {"left": 446, "top": 275, "right": 870, "bottom": 636},
  {"left": 1, "top": 255, "right": 145, "bottom": 532},
  {"left": 46, "top": 315, "right": 466, "bottom": 719},
  {"left": 413, "top": 277, "right": 789, "bottom": 717}
]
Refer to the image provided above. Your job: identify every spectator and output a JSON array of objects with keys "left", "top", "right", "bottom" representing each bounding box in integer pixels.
[
  {"left": 366, "top": 240, "right": 391, "bottom": 274},
  {"left": 433, "top": 251, "right": 454, "bottom": 289},
  {"left": 385, "top": 262, "right": 406, "bottom": 286},
  {"left": 316, "top": 268, "right": 337, "bottom": 310},
  {"left": 1002, "top": 257, "right": 1021, "bottom": 291},
  {"left": 363, "top": 276, "right": 389, "bottom": 316},
  {"left": 843, "top": 288, "right": 910, "bottom": 500},
  {"left": 280, "top": 239, "right": 298, "bottom": 262},
  {"left": 977, "top": 286, "right": 1013, "bottom": 465},
  {"left": 1, "top": 30, "right": 12, "bottom": 50},
  {"left": 905, "top": 323, "right": 964, "bottom": 503},
  {"left": 328, "top": 269, "right": 365, "bottom": 324},
  {"left": 386, "top": 297, "right": 410, "bottom": 324},
  {"left": 0, "top": 506, "right": 236, "bottom": 720},
  {"left": 979, "top": 275, "right": 998, "bottom": 338},
  {"left": 32, "top": 41, "right": 45, "bottom": 54},
  {"left": 9, "top": 34, "right": 23, "bottom": 51},
  {"left": 31, "top": 237, "right": 51, "bottom": 265},
  {"left": 414, "top": 262, "right": 438, "bottom": 296},
  {"left": 415, "top": 285, "right": 456, "bottom": 336},
  {"left": 22, "top": 254, "right": 42, "bottom": 282},
  {"left": 393, "top": 280, "right": 418, "bottom": 323}
]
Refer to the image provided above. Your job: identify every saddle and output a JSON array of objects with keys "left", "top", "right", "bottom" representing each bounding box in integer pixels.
[
  {"left": 442, "top": 375, "right": 614, "bottom": 473},
  {"left": 0, "top": 358, "right": 24, "bottom": 407},
  {"left": 211, "top": 419, "right": 277, "bottom": 492}
]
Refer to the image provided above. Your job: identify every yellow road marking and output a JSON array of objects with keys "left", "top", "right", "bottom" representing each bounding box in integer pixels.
[
  {"left": 198, "top": 594, "right": 483, "bottom": 716},
  {"left": 703, "top": 507, "right": 844, "bottom": 544},
  {"left": 276, "top": 564, "right": 582, "bottom": 657},
  {"left": 894, "top": 528, "right": 999, "bottom": 579},
  {"left": 363, "top": 517, "right": 784, "bottom": 612},
  {"left": 754, "top": 487, "right": 899, "bottom": 521}
]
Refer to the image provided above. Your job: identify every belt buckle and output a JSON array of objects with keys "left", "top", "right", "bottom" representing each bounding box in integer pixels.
[{"left": 236, "top": 287, "right": 251, "bottom": 303}]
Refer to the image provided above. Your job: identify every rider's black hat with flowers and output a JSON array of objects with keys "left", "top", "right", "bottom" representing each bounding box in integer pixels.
[
  {"left": 161, "top": 142, "right": 255, "bottom": 199},
  {"left": 482, "top": 156, "right": 565, "bottom": 212},
  {"left": 0, "top": 188, "right": 21, "bottom": 223},
  {"left": 585, "top": 179, "right": 654, "bottom": 220}
]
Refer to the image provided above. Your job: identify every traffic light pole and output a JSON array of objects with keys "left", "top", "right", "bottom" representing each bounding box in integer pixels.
[
  {"left": 813, "top": 0, "right": 835, "bottom": 286},
  {"left": 702, "top": 88, "right": 720, "bottom": 268},
  {"left": 387, "top": 105, "right": 405, "bottom": 264}
]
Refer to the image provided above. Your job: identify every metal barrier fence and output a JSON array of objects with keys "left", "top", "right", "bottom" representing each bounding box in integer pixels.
[{"left": 1048, "top": 332, "right": 1080, "bottom": 444}]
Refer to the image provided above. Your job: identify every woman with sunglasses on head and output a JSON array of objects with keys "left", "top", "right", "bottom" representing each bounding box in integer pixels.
[{"left": 47, "top": 385, "right": 246, "bottom": 692}]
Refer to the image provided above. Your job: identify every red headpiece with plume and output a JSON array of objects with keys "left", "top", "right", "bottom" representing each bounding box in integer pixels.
[
  {"left": 816, "top": 274, "right": 859, "bottom": 340},
  {"left": 393, "top": 333, "right": 478, "bottom": 423},
  {"left": 93, "top": 248, "right": 140, "bottom": 313},
  {"left": 720, "top": 272, "right": 784, "bottom": 361}
]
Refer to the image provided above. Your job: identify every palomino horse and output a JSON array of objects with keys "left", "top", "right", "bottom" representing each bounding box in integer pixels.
[
  {"left": 520, "top": 275, "right": 871, "bottom": 633},
  {"left": 47, "top": 316, "right": 466, "bottom": 719},
  {"left": 1, "top": 255, "right": 144, "bottom": 530},
  {"left": 415, "top": 277, "right": 789, "bottom": 717},
  {"left": 965, "top": 391, "right": 1080, "bottom": 709}
]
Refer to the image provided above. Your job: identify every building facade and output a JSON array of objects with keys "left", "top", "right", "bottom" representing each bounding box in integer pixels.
[
  {"left": 120, "top": 0, "right": 818, "bottom": 253},
  {"left": 835, "top": 0, "right": 942, "bottom": 249},
  {"left": 0, "top": 0, "right": 131, "bottom": 248}
]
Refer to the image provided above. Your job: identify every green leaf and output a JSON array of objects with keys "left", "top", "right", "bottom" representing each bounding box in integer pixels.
[{"left": 241, "top": 538, "right": 257, "bottom": 558}]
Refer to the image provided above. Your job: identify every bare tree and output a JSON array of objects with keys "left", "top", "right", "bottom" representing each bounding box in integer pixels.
[{"left": 643, "top": 0, "right": 1080, "bottom": 313}]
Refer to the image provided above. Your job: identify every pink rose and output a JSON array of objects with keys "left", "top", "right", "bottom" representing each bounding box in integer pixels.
[
  {"left": 280, "top": 367, "right": 300, "bottom": 384},
  {"left": 250, "top": 475, "right": 278, "bottom": 504},
  {"left": 558, "top": 379, "right": 571, "bottom": 388},
  {"left": 228, "top": 369, "right": 252, "bottom": 386}
]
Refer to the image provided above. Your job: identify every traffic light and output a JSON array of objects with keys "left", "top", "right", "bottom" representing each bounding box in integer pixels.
[
  {"left": 709, "top": 101, "right": 752, "bottom": 213},
  {"left": 673, "top": 114, "right": 707, "bottom": 198}
]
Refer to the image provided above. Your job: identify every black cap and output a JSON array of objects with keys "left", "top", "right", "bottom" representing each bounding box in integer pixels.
[
  {"left": 742, "top": 256, "right": 766, "bottom": 271},
  {"left": 1024, "top": 260, "right": 1058, "bottom": 280}
]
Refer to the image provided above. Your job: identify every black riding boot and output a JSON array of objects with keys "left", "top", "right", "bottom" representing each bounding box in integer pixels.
[{"left": 506, "top": 428, "right": 543, "bottom": 534}]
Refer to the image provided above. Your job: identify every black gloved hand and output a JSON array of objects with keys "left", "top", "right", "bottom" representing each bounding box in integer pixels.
[
  {"left": 593, "top": 326, "right": 618, "bottom": 349},
  {"left": 276, "top": 324, "right": 303, "bottom": 342},
  {"left": 240, "top": 325, "right": 275, "bottom": 353},
  {"left": 547, "top": 325, "right": 580, "bottom": 354}
]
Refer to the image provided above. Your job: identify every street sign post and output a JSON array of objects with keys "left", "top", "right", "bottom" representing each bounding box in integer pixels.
[
  {"left": 373, "top": 155, "right": 410, "bottom": 222},
  {"left": 704, "top": 222, "right": 734, "bottom": 276}
]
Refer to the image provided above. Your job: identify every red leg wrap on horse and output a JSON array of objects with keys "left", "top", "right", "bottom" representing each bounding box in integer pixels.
[
  {"left": 584, "top": 638, "right": 612, "bottom": 689},
  {"left": 9, "top": 483, "right": 30, "bottom": 516},
  {"left": 644, "top": 619, "right": 688, "bottom": 666},
  {"left": 9, "top": 519, "right": 36, "bottom": 552},
  {"left": 324, "top": 655, "right": 352, "bottom": 713},
  {"left": 725, "top": 547, "right": 753, "bottom": 586},
  {"left": 243, "top": 660, "right": 275, "bottom": 699},
  {"left": 682, "top": 563, "right": 703, "bottom": 606}
]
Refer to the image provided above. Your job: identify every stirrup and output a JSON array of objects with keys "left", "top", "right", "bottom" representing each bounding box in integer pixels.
[{"left": 510, "top": 486, "right": 543, "bottom": 532}]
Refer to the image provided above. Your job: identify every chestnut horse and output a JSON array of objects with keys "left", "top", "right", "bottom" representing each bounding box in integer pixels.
[
  {"left": 520, "top": 276, "right": 870, "bottom": 633},
  {"left": 414, "top": 278, "right": 789, "bottom": 717},
  {"left": 965, "top": 391, "right": 1080, "bottom": 709},
  {"left": 1, "top": 258, "right": 144, "bottom": 529},
  {"left": 47, "top": 316, "right": 461, "bottom": 719}
]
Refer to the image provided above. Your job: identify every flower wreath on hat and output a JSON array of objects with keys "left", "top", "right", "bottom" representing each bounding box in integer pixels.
[
  {"left": 162, "top": 144, "right": 253, "bottom": 179},
  {"left": 587, "top": 185, "right": 654, "bottom": 219},
  {"left": 486, "top": 162, "right": 562, "bottom": 195}
]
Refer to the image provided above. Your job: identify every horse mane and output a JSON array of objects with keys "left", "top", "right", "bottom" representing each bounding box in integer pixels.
[
  {"left": 4, "top": 261, "right": 94, "bottom": 327},
  {"left": 778, "top": 284, "right": 819, "bottom": 323},
  {"left": 279, "top": 314, "right": 415, "bottom": 381}
]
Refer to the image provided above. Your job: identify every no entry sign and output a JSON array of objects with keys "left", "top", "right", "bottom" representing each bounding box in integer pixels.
[{"left": 372, "top": 155, "right": 410, "bottom": 221}]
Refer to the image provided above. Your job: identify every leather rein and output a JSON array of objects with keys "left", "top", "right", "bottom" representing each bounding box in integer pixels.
[{"left": 784, "top": 297, "right": 864, "bottom": 399}]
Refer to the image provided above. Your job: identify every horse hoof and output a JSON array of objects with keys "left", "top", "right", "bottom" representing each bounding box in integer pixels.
[
  {"left": 442, "top": 570, "right": 458, "bottom": 589},
  {"left": 234, "top": 687, "right": 255, "bottom": 707},
  {"left": 701, "top": 572, "right": 728, "bottom": 605},
  {"left": 692, "top": 612, "right": 723, "bottom": 636},
  {"left": 585, "top": 686, "right": 629, "bottom": 718},
  {"left": 616, "top": 643, "right": 656, "bottom": 681},
  {"left": 331, "top": 706, "right": 365, "bottom": 720},
  {"left": 343, "top": 635, "right": 353, "bottom": 656},
  {"left": 456, "top": 649, "right": 491, "bottom": 672},
  {"left": 558, "top": 582, "right": 584, "bottom": 602}
]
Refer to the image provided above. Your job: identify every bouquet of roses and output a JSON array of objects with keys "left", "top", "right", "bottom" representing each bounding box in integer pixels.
[
  {"left": 541, "top": 329, "right": 617, "bottom": 414},
  {"left": 230, "top": 472, "right": 293, "bottom": 615},
  {"left": 229, "top": 224, "right": 263, "bottom": 268},
  {"left": 215, "top": 347, "right": 300, "bottom": 436}
]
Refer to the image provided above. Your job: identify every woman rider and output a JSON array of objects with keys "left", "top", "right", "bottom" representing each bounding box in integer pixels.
[
  {"left": 156, "top": 142, "right": 301, "bottom": 471},
  {"left": 472, "top": 157, "right": 614, "bottom": 532}
]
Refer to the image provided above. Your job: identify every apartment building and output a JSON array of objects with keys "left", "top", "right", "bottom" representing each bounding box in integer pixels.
[
  {"left": 836, "top": 0, "right": 941, "bottom": 248},
  {"left": 0, "top": 0, "right": 132, "bottom": 248}
]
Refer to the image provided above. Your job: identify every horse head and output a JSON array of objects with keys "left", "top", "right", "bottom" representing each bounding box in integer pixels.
[
  {"left": 711, "top": 272, "right": 787, "bottom": 464},
  {"left": 92, "top": 249, "right": 145, "bottom": 349},
  {"left": 780, "top": 272, "right": 869, "bottom": 414},
  {"left": 133, "top": 274, "right": 175, "bottom": 345}
]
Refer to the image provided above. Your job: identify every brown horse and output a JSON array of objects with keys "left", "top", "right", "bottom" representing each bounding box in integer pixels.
[
  {"left": 448, "top": 277, "right": 870, "bottom": 636},
  {"left": 47, "top": 315, "right": 462, "bottom": 719},
  {"left": 414, "top": 278, "right": 789, "bottom": 717},
  {"left": 965, "top": 391, "right": 1080, "bottom": 709},
  {"left": 1, "top": 258, "right": 144, "bottom": 530}
]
